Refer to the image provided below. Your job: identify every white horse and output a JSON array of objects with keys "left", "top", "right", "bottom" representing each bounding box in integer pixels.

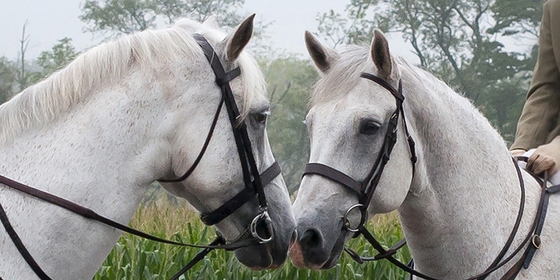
[
  {"left": 289, "top": 30, "right": 560, "bottom": 279},
  {"left": 0, "top": 15, "right": 295, "bottom": 280}
]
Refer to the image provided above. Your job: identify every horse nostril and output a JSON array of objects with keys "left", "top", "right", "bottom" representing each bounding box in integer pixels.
[{"left": 300, "top": 228, "right": 322, "bottom": 249}]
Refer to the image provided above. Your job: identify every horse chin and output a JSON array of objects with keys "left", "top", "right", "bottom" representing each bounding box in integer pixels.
[
  {"left": 289, "top": 231, "right": 345, "bottom": 269},
  {"left": 234, "top": 243, "right": 288, "bottom": 270},
  {"left": 320, "top": 253, "right": 342, "bottom": 269}
]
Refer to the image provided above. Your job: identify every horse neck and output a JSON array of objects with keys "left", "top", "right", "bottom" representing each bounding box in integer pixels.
[
  {"left": 0, "top": 67, "right": 178, "bottom": 278},
  {"left": 2, "top": 80, "right": 170, "bottom": 204},
  {"left": 396, "top": 67, "right": 533, "bottom": 277}
]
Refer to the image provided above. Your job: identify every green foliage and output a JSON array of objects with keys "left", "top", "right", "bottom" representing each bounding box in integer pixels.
[
  {"left": 94, "top": 196, "right": 411, "bottom": 280},
  {"left": 80, "top": 0, "right": 246, "bottom": 37},
  {"left": 315, "top": 0, "right": 542, "bottom": 144},
  {"left": 1, "top": 28, "right": 79, "bottom": 100},
  {"left": 0, "top": 57, "right": 16, "bottom": 104},
  {"left": 36, "top": 37, "right": 79, "bottom": 78},
  {"left": 13, "top": 22, "right": 39, "bottom": 93},
  {"left": 491, "top": 0, "right": 542, "bottom": 37},
  {"left": 79, "top": 0, "right": 273, "bottom": 57},
  {"left": 80, "top": 0, "right": 161, "bottom": 35},
  {"left": 262, "top": 57, "right": 318, "bottom": 193},
  {"left": 315, "top": 10, "right": 350, "bottom": 48}
]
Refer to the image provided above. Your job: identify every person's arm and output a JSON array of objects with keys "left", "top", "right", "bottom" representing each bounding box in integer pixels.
[{"left": 511, "top": 0, "right": 560, "bottom": 151}]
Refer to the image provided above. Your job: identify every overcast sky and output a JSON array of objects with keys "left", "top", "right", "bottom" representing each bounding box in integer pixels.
[{"left": 0, "top": 0, "right": 417, "bottom": 61}]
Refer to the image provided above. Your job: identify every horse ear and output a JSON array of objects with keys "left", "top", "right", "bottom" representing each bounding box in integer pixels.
[
  {"left": 202, "top": 15, "right": 220, "bottom": 29},
  {"left": 223, "top": 14, "right": 255, "bottom": 61},
  {"left": 305, "top": 31, "right": 339, "bottom": 73},
  {"left": 371, "top": 29, "right": 392, "bottom": 79}
]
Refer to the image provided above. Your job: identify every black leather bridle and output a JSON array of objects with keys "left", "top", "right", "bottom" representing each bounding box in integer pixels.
[
  {"left": 160, "top": 33, "right": 281, "bottom": 238},
  {"left": 0, "top": 34, "right": 281, "bottom": 280},
  {"left": 303, "top": 72, "right": 417, "bottom": 234},
  {"left": 301, "top": 72, "right": 557, "bottom": 279}
]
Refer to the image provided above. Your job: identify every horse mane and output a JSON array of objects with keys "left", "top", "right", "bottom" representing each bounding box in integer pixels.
[{"left": 0, "top": 18, "right": 266, "bottom": 144}]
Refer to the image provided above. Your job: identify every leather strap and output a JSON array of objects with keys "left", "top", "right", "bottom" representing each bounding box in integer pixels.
[
  {"left": 0, "top": 174, "right": 256, "bottom": 250},
  {"left": 159, "top": 96, "right": 225, "bottom": 183},
  {"left": 522, "top": 179, "right": 560, "bottom": 268},
  {"left": 303, "top": 163, "right": 362, "bottom": 195},
  {"left": 168, "top": 236, "right": 224, "bottom": 280},
  {"left": 0, "top": 202, "right": 52, "bottom": 280},
  {"left": 358, "top": 225, "right": 436, "bottom": 280},
  {"left": 216, "top": 67, "right": 241, "bottom": 86},
  {"left": 360, "top": 73, "right": 417, "bottom": 166},
  {"left": 200, "top": 162, "right": 281, "bottom": 225},
  {"left": 195, "top": 33, "right": 269, "bottom": 212},
  {"left": 495, "top": 183, "right": 560, "bottom": 280},
  {"left": 344, "top": 238, "right": 407, "bottom": 264},
  {"left": 477, "top": 157, "right": 527, "bottom": 279},
  {"left": 359, "top": 73, "right": 404, "bottom": 102}
]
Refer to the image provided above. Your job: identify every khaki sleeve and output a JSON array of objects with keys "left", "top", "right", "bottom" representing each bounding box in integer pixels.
[{"left": 511, "top": 0, "right": 560, "bottom": 150}]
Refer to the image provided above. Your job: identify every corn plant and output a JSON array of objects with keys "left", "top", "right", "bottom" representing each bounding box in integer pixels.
[{"left": 94, "top": 194, "right": 411, "bottom": 280}]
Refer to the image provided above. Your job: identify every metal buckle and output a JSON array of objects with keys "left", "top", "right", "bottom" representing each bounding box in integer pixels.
[
  {"left": 250, "top": 208, "right": 274, "bottom": 244},
  {"left": 343, "top": 204, "right": 366, "bottom": 232},
  {"left": 531, "top": 235, "right": 541, "bottom": 249}
]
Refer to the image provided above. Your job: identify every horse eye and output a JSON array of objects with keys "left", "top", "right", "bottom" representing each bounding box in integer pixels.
[
  {"left": 359, "top": 119, "right": 381, "bottom": 135},
  {"left": 253, "top": 112, "right": 269, "bottom": 124}
]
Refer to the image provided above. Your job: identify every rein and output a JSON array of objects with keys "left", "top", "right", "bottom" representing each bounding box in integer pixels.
[
  {"left": 0, "top": 34, "right": 281, "bottom": 280},
  {"left": 302, "top": 72, "right": 557, "bottom": 279}
]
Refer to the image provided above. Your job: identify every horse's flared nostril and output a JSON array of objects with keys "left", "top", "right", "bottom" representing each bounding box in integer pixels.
[
  {"left": 291, "top": 225, "right": 332, "bottom": 268},
  {"left": 300, "top": 228, "right": 322, "bottom": 249}
]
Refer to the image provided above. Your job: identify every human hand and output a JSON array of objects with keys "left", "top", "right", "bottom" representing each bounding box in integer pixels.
[{"left": 527, "top": 137, "right": 560, "bottom": 175}]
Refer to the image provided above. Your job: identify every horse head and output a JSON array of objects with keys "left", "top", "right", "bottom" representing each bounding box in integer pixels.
[
  {"left": 157, "top": 15, "right": 296, "bottom": 270},
  {"left": 290, "top": 30, "right": 415, "bottom": 269}
]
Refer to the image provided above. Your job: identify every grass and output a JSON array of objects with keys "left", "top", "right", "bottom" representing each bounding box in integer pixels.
[{"left": 93, "top": 191, "right": 411, "bottom": 280}]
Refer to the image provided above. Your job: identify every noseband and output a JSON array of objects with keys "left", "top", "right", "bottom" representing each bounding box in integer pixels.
[{"left": 0, "top": 34, "right": 281, "bottom": 280}]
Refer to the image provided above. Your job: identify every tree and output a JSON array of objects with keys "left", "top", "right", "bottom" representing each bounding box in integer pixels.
[
  {"left": 36, "top": 37, "right": 79, "bottom": 78},
  {"left": 14, "top": 21, "right": 33, "bottom": 92},
  {"left": 315, "top": 0, "right": 542, "bottom": 143},
  {"left": 80, "top": 0, "right": 246, "bottom": 37},
  {"left": 1, "top": 29, "right": 81, "bottom": 104},
  {"left": 79, "top": 0, "right": 272, "bottom": 56},
  {"left": 0, "top": 57, "right": 16, "bottom": 104},
  {"left": 262, "top": 57, "right": 318, "bottom": 193}
]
